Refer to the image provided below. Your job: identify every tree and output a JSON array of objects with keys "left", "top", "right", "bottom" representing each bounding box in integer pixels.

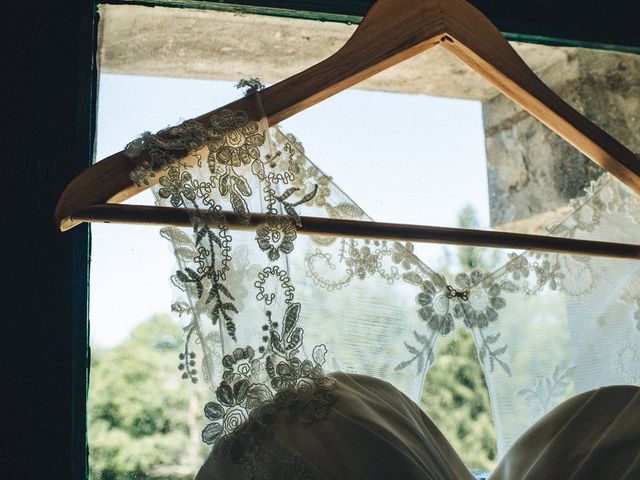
[
  {"left": 89, "top": 315, "right": 210, "bottom": 479},
  {"left": 420, "top": 329, "right": 497, "bottom": 470},
  {"left": 420, "top": 204, "right": 498, "bottom": 471}
]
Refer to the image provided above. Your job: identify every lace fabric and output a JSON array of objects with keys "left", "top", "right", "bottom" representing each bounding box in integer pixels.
[{"left": 123, "top": 89, "right": 640, "bottom": 475}]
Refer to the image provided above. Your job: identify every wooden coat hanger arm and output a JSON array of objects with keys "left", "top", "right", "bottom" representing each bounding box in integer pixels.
[
  {"left": 55, "top": 95, "right": 256, "bottom": 232},
  {"left": 439, "top": 5, "right": 640, "bottom": 190},
  {"left": 71, "top": 204, "right": 640, "bottom": 260}
]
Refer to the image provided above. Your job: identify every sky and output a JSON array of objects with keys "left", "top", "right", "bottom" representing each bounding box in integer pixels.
[{"left": 90, "top": 73, "right": 489, "bottom": 348}]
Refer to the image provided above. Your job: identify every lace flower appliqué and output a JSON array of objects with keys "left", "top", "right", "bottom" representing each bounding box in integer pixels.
[
  {"left": 201, "top": 303, "right": 336, "bottom": 447},
  {"left": 415, "top": 278, "right": 455, "bottom": 335},
  {"left": 255, "top": 216, "right": 297, "bottom": 261},
  {"left": 452, "top": 270, "right": 506, "bottom": 329},
  {"left": 207, "top": 110, "right": 265, "bottom": 169},
  {"left": 157, "top": 166, "right": 196, "bottom": 207},
  {"left": 397, "top": 268, "right": 511, "bottom": 376}
]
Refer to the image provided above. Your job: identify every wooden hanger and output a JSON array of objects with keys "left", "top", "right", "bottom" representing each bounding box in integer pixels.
[{"left": 55, "top": 0, "right": 640, "bottom": 259}]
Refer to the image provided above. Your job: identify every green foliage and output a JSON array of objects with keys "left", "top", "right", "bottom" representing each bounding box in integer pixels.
[
  {"left": 421, "top": 329, "right": 497, "bottom": 470},
  {"left": 89, "top": 315, "right": 210, "bottom": 479},
  {"left": 421, "top": 204, "right": 499, "bottom": 471}
]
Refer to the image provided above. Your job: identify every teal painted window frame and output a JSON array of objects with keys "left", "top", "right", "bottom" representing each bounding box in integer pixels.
[{"left": 102, "top": 0, "right": 640, "bottom": 54}]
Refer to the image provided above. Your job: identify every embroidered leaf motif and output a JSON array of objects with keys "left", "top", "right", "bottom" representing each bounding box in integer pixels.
[
  {"left": 171, "top": 302, "right": 190, "bottom": 316},
  {"left": 175, "top": 270, "right": 190, "bottom": 283},
  {"left": 499, "top": 279, "right": 519, "bottom": 293},
  {"left": 332, "top": 202, "right": 364, "bottom": 219},
  {"left": 221, "top": 302, "right": 238, "bottom": 314},
  {"left": 270, "top": 330, "right": 283, "bottom": 352},
  {"left": 286, "top": 327, "right": 303, "bottom": 352},
  {"left": 395, "top": 329, "right": 438, "bottom": 373},
  {"left": 279, "top": 187, "right": 299, "bottom": 201},
  {"left": 217, "top": 283, "right": 235, "bottom": 301},
  {"left": 402, "top": 271, "right": 423, "bottom": 286},
  {"left": 219, "top": 173, "right": 230, "bottom": 196},
  {"left": 174, "top": 246, "right": 197, "bottom": 259},
  {"left": 224, "top": 320, "right": 237, "bottom": 340},
  {"left": 251, "top": 159, "right": 265, "bottom": 179},
  {"left": 232, "top": 174, "right": 252, "bottom": 197},
  {"left": 202, "top": 422, "right": 223, "bottom": 444},
  {"left": 394, "top": 360, "right": 411, "bottom": 372},
  {"left": 477, "top": 330, "right": 511, "bottom": 376},
  {"left": 216, "top": 383, "right": 234, "bottom": 407},
  {"left": 233, "top": 379, "right": 250, "bottom": 403},
  {"left": 403, "top": 342, "right": 420, "bottom": 355},
  {"left": 204, "top": 402, "right": 225, "bottom": 421},
  {"left": 265, "top": 355, "right": 275, "bottom": 378},
  {"left": 413, "top": 331, "right": 428, "bottom": 344},
  {"left": 283, "top": 303, "right": 301, "bottom": 338},
  {"left": 518, "top": 365, "right": 576, "bottom": 421},
  {"left": 230, "top": 191, "right": 249, "bottom": 219},
  {"left": 245, "top": 383, "right": 273, "bottom": 409},
  {"left": 160, "top": 227, "right": 193, "bottom": 246},
  {"left": 296, "top": 185, "right": 320, "bottom": 206},
  {"left": 176, "top": 268, "right": 204, "bottom": 298}
]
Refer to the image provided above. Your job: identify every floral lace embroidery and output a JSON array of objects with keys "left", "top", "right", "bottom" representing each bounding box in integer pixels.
[
  {"left": 125, "top": 121, "right": 207, "bottom": 186},
  {"left": 236, "top": 77, "right": 266, "bottom": 97},
  {"left": 503, "top": 173, "right": 640, "bottom": 300},
  {"left": 201, "top": 301, "right": 337, "bottom": 476},
  {"left": 207, "top": 109, "right": 265, "bottom": 219},
  {"left": 282, "top": 132, "right": 517, "bottom": 377},
  {"left": 305, "top": 238, "right": 399, "bottom": 290},
  {"left": 126, "top": 89, "right": 640, "bottom": 474},
  {"left": 128, "top": 98, "right": 338, "bottom": 478},
  {"left": 396, "top": 266, "right": 511, "bottom": 376},
  {"left": 201, "top": 335, "right": 334, "bottom": 445},
  {"left": 213, "top": 406, "right": 321, "bottom": 479},
  {"left": 255, "top": 216, "right": 297, "bottom": 261},
  {"left": 162, "top": 227, "right": 261, "bottom": 336},
  {"left": 509, "top": 174, "right": 640, "bottom": 328},
  {"left": 254, "top": 266, "right": 295, "bottom": 306},
  {"left": 126, "top": 103, "right": 321, "bottom": 368},
  {"left": 517, "top": 364, "right": 576, "bottom": 422}
]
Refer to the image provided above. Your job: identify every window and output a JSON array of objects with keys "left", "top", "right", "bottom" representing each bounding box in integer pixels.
[{"left": 87, "top": 4, "right": 640, "bottom": 478}]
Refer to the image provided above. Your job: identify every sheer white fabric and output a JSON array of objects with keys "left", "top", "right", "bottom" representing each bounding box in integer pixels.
[
  {"left": 479, "top": 176, "right": 640, "bottom": 453},
  {"left": 123, "top": 90, "right": 640, "bottom": 476}
]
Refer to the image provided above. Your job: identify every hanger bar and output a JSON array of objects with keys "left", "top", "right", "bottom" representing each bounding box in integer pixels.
[
  {"left": 55, "top": 0, "right": 640, "bottom": 232},
  {"left": 72, "top": 204, "right": 640, "bottom": 260}
]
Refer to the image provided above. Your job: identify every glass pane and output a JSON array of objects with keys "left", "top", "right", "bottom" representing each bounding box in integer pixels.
[{"left": 90, "top": 4, "right": 640, "bottom": 478}]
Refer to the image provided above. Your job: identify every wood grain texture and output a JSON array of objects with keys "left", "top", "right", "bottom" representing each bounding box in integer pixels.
[
  {"left": 57, "top": 0, "right": 640, "bottom": 240},
  {"left": 72, "top": 204, "right": 640, "bottom": 259}
]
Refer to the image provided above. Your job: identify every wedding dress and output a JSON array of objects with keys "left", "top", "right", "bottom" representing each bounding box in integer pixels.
[
  {"left": 193, "top": 375, "right": 639, "bottom": 479},
  {"left": 124, "top": 90, "right": 640, "bottom": 478}
]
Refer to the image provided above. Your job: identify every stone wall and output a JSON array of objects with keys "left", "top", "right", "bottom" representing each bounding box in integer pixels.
[{"left": 483, "top": 49, "right": 640, "bottom": 231}]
